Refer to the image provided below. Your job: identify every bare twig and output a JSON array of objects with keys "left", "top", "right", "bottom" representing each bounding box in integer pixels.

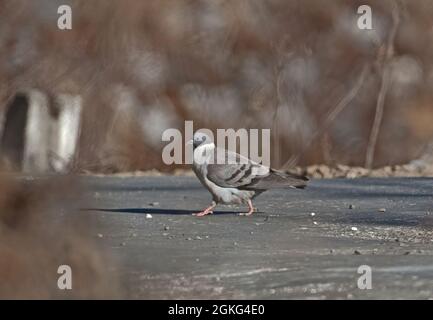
[
  {"left": 281, "top": 63, "right": 369, "bottom": 169},
  {"left": 271, "top": 64, "right": 283, "bottom": 166},
  {"left": 365, "top": 3, "right": 400, "bottom": 169},
  {"left": 364, "top": 67, "right": 391, "bottom": 168},
  {"left": 321, "top": 132, "right": 333, "bottom": 165}
]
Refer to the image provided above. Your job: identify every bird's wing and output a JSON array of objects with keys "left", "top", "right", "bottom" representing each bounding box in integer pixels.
[
  {"left": 206, "top": 148, "right": 308, "bottom": 190},
  {"left": 206, "top": 148, "right": 269, "bottom": 188}
]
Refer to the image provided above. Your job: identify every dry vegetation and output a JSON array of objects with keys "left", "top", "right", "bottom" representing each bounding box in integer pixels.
[
  {"left": 0, "top": 175, "right": 121, "bottom": 298},
  {"left": 1, "top": 1, "right": 433, "bottom": 299},
  {"left": 1, "top": 0, "right": 433, "bottom": 174}
]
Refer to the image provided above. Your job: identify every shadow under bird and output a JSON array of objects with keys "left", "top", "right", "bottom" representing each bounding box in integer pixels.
[{"left": 189, "top": 132, "right": 308, "bottom": 216}]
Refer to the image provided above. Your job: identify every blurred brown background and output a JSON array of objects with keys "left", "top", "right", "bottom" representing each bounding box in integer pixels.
[
  {"left": 1, "top": 0, "right": 433, "bottom": 299},
  {"left": 1, "top": 0, "right": 433, "bottom": 173}
]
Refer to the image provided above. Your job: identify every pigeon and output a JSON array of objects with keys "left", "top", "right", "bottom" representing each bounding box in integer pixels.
[{"left": 189, "top": 132, "right": 308, "bottom": 216}]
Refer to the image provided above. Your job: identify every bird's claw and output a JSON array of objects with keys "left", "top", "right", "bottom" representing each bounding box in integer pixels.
[
  {"left": 239, "top": 207, "right": 256, "bottom": 216},
  {"left": 193, "top": 210, "right": 213, "bottom": 217}
]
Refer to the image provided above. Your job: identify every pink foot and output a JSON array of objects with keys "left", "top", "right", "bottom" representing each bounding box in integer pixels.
[
  {"left": 193, "top": 203, "right": 216, "bottom": 217},
  {"left": 239, "top": 200, "right": 256, "bottom": 216},
  {"left": 193, "top": 209, "right": 213, "bottom": 217}
]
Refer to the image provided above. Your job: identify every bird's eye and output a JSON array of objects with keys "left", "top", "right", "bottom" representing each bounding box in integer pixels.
[{"left": 201, "top": 136, "right": 206, "bottom": 141}]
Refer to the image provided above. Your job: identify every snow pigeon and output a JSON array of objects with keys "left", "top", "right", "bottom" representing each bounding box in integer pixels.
[{"left": 190, "top": 132, "right": 308, "bottom": 216}]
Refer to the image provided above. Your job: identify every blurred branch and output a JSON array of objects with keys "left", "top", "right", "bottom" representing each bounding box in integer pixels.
[
  {"left": 271, "top": 48, "right": 293, "bottom": 167},
  {"left": 365, "top": 3, "right": 400, "bottom": 169},
  {"left": 281, "top": 63, "right": 369, "bottom": 169},
  {"left": 272, "top": 64, "right": 283, "bottom": 166}
]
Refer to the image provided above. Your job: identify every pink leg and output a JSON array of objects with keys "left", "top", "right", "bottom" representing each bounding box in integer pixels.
[
  {"left": 239, "top": 200, "right": 256, "bottom": 216},
  {"left": 193, "top": 202, "right": 216, "bottom": 217}
]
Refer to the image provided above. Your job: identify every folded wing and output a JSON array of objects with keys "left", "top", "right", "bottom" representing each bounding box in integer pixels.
[{"left": 206, "top": 148, "right": 308, "bottom": 190}]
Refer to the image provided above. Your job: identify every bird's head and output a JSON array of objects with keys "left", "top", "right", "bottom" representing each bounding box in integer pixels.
[{"left": 190, "top": 132, "right": 213, "bottom": 149}]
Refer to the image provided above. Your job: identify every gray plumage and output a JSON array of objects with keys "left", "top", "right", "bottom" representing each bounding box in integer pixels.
[{"left": 190, "top": 132, "right": 308, "bottom": 216}]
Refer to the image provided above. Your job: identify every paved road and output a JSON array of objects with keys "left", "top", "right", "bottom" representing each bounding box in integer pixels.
[{"left": 82, "top": 176, "right": 433, "bottom": 299}]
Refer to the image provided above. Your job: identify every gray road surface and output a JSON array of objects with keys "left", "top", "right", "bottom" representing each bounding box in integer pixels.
[{"left": 82, "top": 176, "right": 433, "bottom": 299}]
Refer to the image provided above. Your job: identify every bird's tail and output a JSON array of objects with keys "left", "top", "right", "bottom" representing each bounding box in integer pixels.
[
  {"left": 246, "top": 168, "right": 308, "bottom": 190},
  {"left": 270, "top": 169, "right": 309, "bottom": 189}
]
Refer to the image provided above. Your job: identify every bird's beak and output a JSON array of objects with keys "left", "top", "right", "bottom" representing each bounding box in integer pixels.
[{"left": 186, "top": 140, "right": 193, "bottom": 146}]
